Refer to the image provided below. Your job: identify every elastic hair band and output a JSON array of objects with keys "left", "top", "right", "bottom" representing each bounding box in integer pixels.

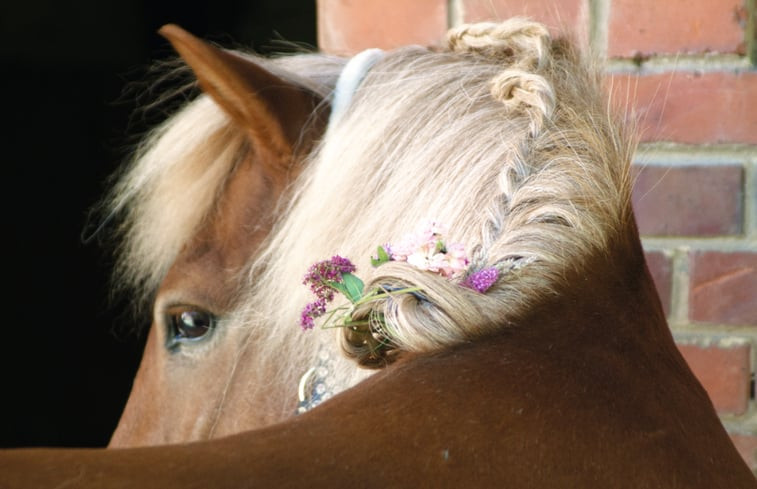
[{"left": 329, "top": 48, "right": 384, "bottom": 127}]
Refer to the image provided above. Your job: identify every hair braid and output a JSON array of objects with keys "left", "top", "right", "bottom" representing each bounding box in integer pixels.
[
  {"left": 446, "top": 18, "right": 558, "bottom": 265},
  {"left": 447, "top": 18, "right": 555, "bottom": 137},
  {"left": 446, "top": 18, "right": 550, "bottom": 69}
]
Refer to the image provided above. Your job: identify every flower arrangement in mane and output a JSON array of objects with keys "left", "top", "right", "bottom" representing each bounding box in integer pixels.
[{"left": 300, "top": 222, "right": 512, "bottom": 364}]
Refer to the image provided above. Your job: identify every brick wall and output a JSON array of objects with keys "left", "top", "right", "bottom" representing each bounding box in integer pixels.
[{"left": 317, "top": 0, "right": 757, "bottom": 471}]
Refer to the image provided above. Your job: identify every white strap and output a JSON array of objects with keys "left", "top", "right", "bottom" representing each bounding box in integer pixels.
[{"left": 329, "top": 48, "right": 384, "bottom": 126}]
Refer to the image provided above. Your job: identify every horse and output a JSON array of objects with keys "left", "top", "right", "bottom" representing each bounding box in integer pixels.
[{"left": 2, "top": 18, "right": 755, "bottom": 488}]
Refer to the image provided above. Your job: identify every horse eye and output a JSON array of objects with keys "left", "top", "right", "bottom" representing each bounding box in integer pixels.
[{"left": 167, "top": 309, "right": 215, "bottom": 345}]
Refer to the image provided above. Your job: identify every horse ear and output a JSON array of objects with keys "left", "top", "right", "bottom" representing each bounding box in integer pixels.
[{"left": 158, "top": 23, "right": 322, "bottom": 159}]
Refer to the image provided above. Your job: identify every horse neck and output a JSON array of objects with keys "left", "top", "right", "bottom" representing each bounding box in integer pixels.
[{"left": 528, "top": 218, "right": 675, "bottom": 356}]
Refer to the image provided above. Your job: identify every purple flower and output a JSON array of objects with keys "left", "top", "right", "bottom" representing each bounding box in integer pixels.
[
  {"left": 300, "top": 256, "right": 356, "bottom": 330},
  {"left": 300, "top": 298, "right": 327, "bottom": 330},
  {"left": 303, "top": 255, "right": 356, "bottom": 300},
  {"left": 462, "top": 267, "right": 499, "bottom": 293}
]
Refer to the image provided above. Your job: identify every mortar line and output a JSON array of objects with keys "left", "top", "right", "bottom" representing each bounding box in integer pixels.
[
  {"left": 744, "top": 156, "right": 756, "bottom": 238},
  {"left": 669, "top": 246, "right": 690, "bottom": 326},
  {"left": 606, "top": 54, "right": 753, "bottom": 74}
]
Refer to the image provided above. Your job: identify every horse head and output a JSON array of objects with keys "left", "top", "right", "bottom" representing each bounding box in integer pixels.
[{"left": 108, "top": 25, "right": 339, "bottom": 446}]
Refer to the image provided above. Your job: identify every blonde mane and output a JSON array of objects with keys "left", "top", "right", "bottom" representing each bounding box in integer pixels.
[{"left": 243, "top": 18, "right": 637, "bottom": 390}]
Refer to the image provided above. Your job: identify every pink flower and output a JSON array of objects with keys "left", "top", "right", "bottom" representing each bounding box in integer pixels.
[
  {"left": 389, "top": 221, "right": 447, "bottom": 262},
  {"left": 388, "top": 237, "right": 417, "bottom": 262},
  {"left": 390, "top": 221, "right": 468, "bottom": 279},
  {"left": 438, "top": 242, "right": 469, "bottom": 279},
  {"left": 462, "top": 267, "right": 499, "bottom": 293}
]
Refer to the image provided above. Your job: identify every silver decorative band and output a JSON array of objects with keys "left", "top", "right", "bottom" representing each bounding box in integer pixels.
[{"left": 297, "top": 345, "right": 338, "bottom": 414}]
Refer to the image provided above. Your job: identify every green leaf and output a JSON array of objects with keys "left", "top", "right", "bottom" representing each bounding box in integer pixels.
[
  {"left": 329, "top": 281, "right": 349, "bottom": 298},
  {"left": 370, "top": 245, "right": 391, "bottom": 267},
  {"left": 340, "top": 273, "right": 365, "bottom": 303}
]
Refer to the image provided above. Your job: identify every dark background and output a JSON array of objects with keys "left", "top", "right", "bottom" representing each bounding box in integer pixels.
[{"left": 2, "top": 0, "right": 316, "bottom": 448}]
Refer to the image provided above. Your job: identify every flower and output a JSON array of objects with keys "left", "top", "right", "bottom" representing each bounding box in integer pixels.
[
  {"left": 299, "top": 298, "right": 327, "bottom": 330},
  {"left": 388, "top": 221, "right": 469, "bottom": 279},
  {"left": 462, "top": 267, "right": 500, "bottom": 293},
  {"left": 389, "top": 221, "right": 447, "bottom": 261},
  {"left": 299, "top": 256, "right": 357, "bottom": 330},
  {"left": 300, "top": 223, "right": 505, "bottom": 333},
  {"left": 303, "top": 255, "right": 355, "bottom": 287},
  {"left": 303, "top": 255, "right": 356, "bottom": 300}
]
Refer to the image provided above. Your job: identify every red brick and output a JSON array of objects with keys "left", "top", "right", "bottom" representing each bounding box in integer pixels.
[
  {"left": 730, "top": 433, "right": 757, "bottom": 472},
  {"left": 317, "top": 0, "right": 448, "bottom": 55},
  {"left": 631, "top": 165, "right": 744, "bottom": 236},
  {"left": 644, "top": 251, "right": 672, "bottom": 317},
  {"left": 676, "top": 343, "right": 751, "bottom": 415},
  {"left": 690, "top": 251, "right": 757, "bottom": 326},
  {"left": 609, "top": 71, "right": 757, "bottom": 144},
  {"left": 460, "top": 0, "right": 589, "bottom": 42},
  {"left": 608, "top": 0, "right": 747, "bottom": 57}
]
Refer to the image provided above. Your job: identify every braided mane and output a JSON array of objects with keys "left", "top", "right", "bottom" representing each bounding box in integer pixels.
[{"left": 247, "top": 18, "right": 636, "bottom": 369}]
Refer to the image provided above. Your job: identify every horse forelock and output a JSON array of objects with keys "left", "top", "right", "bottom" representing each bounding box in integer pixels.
[
  {"left": 102, "top": 52, "right": 346, "bottom": 316},
  {"left": 245, "top": 19, "right": 637, "bottom": 382},
  {"left": 104, "top": 95, "right": 242, "bottom": 312}
]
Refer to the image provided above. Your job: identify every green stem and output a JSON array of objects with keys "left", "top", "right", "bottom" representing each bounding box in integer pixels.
[{"left": 319, "top": 285, "right": 424, "bottom": 330}]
